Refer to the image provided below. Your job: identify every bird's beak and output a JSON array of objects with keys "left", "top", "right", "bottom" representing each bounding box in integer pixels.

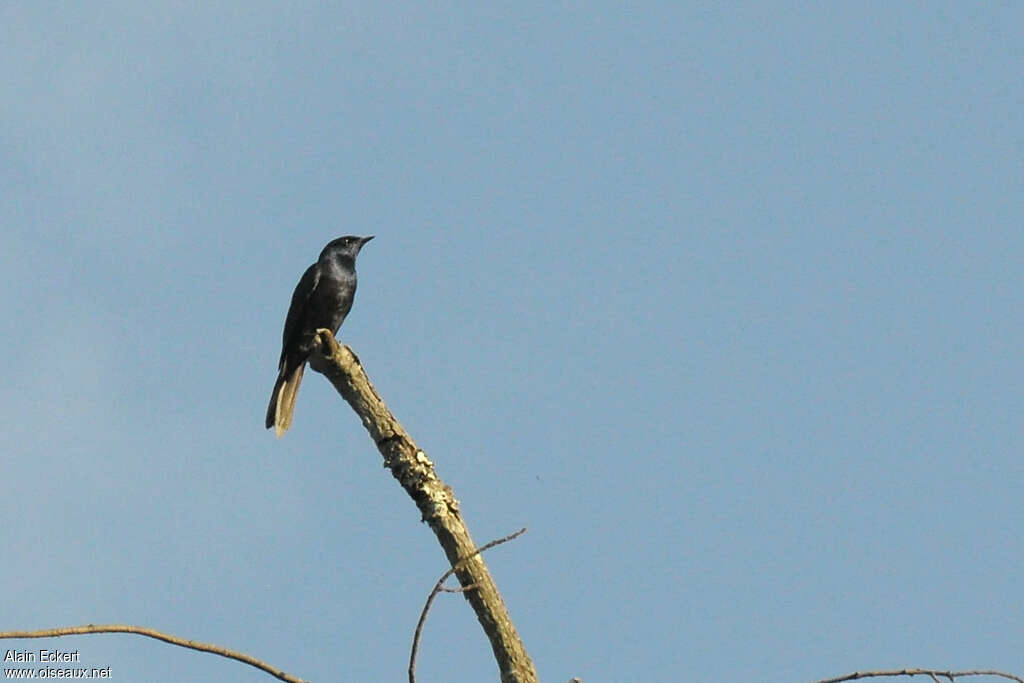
[{"left": 361, "top": 235, "right": 375, "bottom": 246}]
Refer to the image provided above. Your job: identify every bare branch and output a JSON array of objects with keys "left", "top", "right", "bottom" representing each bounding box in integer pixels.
[
  {"left": 308, "top": 330, "right": 538, "bottom": 683},
  {"left": 0, "top": 625, "right": 306, "bottom": 683},
  {"left": 812, "top": 669, "right": 1024, "bottom": 683},
  {"left": 409, "top": 528, "right": 528, "bottom": 683}
]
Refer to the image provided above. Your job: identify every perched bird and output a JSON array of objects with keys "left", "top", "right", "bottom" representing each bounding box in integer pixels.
[{"left": 266, "top": 235, "right": 374, "bottom": 437}]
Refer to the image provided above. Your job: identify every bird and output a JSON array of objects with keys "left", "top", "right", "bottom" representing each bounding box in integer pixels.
[{"left": 266, "top": 235, "right": 374, "bottom": 437}]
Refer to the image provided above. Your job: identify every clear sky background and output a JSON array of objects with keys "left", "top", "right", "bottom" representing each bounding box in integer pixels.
[{"left": 2, "top": 4, "right": 1022, "bottom": 682}]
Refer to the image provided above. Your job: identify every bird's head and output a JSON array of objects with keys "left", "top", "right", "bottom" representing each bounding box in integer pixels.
[{"left": 320, "top": 235, "right": 374, "bottom": 261}]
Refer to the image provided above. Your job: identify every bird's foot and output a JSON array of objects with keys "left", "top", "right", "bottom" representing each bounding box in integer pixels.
[{"left": 313, "top": 328, "right": 340, "bottom": 356}]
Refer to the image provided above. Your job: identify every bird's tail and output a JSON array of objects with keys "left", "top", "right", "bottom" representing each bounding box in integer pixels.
[{"left": 265, "top": 362, "right": 306, "bottom": 438}]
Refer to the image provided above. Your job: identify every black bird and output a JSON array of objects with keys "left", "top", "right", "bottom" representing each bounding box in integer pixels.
[{"left": 266, "top": 235, "right": 374, "bottom": 437}]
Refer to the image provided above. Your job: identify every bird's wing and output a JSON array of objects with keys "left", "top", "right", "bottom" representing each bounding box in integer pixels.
[{"left": 279, "top": 262, "right": 320, "bottom": 369}]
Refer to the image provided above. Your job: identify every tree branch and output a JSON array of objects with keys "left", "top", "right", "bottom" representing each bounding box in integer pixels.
[
  {"left": 307, "top": 330, "right": 538, "bottom": 683},
  {"left": 812, "top": 669, "right": 1024, "bottom": 683},
  {"left": 410, "top": 528, "right": 527, "bottom": 683},
  {"left": 0, "top": 625, "right": 306, "bottom": 683}
]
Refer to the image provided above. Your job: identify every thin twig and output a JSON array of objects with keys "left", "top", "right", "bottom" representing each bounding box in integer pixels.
[
  {"left": 409, "top": 528, "right": 527, "bottom": 683},
  {"left": 812, "top": 669, "right": 1024, "bottom": 683},
  {"left": 438, "top": 584, "right": 478, "bottom": 593},
  {"left": 0, "top": 625, "right": 306, "bottom": 683}
]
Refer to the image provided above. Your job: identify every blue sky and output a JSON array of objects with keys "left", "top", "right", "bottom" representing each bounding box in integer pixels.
[{"left": 2, "top": 3, "right": 1022, "bottom": 682}]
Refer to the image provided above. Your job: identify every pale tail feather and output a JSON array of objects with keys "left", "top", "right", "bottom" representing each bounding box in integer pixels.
[{"left": 266, "top": 363, "right": 305, "bottom": 438}]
